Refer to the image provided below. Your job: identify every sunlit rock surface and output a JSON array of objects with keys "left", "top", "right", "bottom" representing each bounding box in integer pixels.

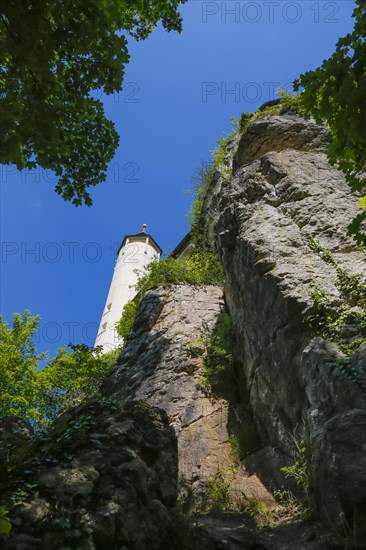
[
  {"left": 102, "top": 285, "right": 274, "bottom": 509},
  {"left": 213, "top": 111, "right": 366, "bottom": 537}
]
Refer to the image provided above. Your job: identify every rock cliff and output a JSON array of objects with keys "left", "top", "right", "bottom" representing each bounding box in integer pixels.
[
  {"left": 1, "top": 110, "right": 365, "bottom": 549},
  {"left": 102, "top": 285, "right": 274, "bottom": 509},
  {"left": 213, "top": 111, "right": 366, "bottom": 537}
]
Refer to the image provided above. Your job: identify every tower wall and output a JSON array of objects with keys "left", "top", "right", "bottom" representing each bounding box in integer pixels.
[{"left": 95, "top": 235, "right": 160, "bottom": 352}]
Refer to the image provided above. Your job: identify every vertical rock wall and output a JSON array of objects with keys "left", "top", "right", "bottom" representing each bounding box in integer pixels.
[
  {"left": 213, "top": 112, "right": 366, "bottom": 532},
  {"left": 102, "top": 285, "right": 274, "bottom": 508}
]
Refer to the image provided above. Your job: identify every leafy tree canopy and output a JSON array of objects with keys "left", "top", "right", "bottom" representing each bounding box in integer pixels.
[
  {"left": 0, "top": 311, "right": 45, "bottom": 424},
  {"left": 0, "top": 311, "right": 120, "bottom": 430},
  {"left": 294, "top": 0, "right": 366, "bottom": 245},
  {"left": 0, "top": 0, "right": 185, "bottom": 205}
]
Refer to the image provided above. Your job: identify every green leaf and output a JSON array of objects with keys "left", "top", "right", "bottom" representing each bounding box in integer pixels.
[
  {"left": 359, "top": 196, "right": 366, "bottom": 209},
  {"left": 0, "top": 507, "right": 12, "bottom": 536}
]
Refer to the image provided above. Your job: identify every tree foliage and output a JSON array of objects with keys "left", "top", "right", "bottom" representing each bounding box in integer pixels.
[
  {"left": 40, "top": 343, "right": 120, "bottom": 420},
  {"left": 0, "top": 311, "right": 45, "bottom": 424},
  {"left": 0, "top": 0, "right": 185, "bottom": 205},
  {"left": 294, "top": 0, "right": 366, "bottom": 244},
  {"left": 0, "top": 311, "right": 120, "bottom": 429}
]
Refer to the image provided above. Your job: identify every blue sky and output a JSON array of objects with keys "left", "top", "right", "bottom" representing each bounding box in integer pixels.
[{"left": 0, "top": 0, "right": 357, "bottom": 356}]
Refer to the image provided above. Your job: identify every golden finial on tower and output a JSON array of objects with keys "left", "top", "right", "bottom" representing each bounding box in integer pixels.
[{"left": 142, "top": 223, "right": 147, "bottom": 233}]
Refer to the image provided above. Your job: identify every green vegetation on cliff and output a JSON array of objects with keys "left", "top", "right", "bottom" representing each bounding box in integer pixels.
[
  {"left": 135, "top": 251, "right": 224, "bottom": 296},
  {"left": 115, "top": 300, "right": 138, "bottom": 348},
  {"left": 201, "top": 312, "right": 234, "bottom": 391},
  {"left": 306, "top": 239, "right": 366, "bottom": 396},
  {"left": 307, "top": 238, "right": 366, "bottom": 356}
]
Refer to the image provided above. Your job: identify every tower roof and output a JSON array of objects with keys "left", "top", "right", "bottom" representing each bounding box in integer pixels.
[{"left": 117, "top": 232, "right": 163, "bottom": 256}]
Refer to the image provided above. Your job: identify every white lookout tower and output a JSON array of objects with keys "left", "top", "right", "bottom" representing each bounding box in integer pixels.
[{"left": 95, "top": 225, "right": 162, "bottom": 352}]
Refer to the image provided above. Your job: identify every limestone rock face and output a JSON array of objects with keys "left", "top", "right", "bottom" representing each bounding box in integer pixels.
[
  {"left": 1, "top": 401, "right": 179, "bottom": 550},
  {"left": 102, "top": 285, "right": 274, "bottom": 507},
  {"left": 213, "top": 112, "right": 366, "bottom": 533},
  {"left": 233, "top": 113, "right": 330, "bottom": 169}
]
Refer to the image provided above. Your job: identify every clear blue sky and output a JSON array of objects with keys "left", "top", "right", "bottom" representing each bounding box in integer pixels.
[{"left": 0, "top": 0, "right": 356, "bottom": 356}]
